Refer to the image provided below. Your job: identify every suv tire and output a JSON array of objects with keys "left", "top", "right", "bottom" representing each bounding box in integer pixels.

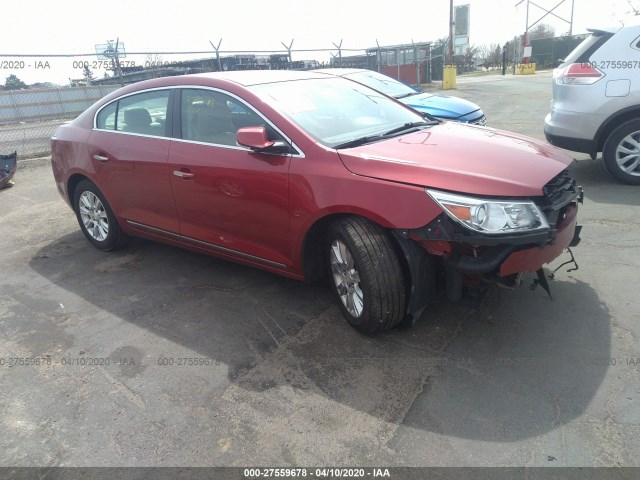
[{"left": 603, "top": 119, "right": 640, "bottom": 185}]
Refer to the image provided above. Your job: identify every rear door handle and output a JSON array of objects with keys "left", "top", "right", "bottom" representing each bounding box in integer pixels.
[
  {"left": 93, "top": 154, "right": 109, "bottom": 162},
  {"left": 173, "top": 170, "right": 195, "bottom": 179}
]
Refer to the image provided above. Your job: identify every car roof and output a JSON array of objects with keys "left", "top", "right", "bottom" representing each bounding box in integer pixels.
[
  {"left": 312, "top": 68, "right": 371, "bottom": 77},
  {"left": 189, "top": 69, "right": 330, "bottom": 86},
  {"left": 105, "top": 70, "right": 333, "bottom": 95}
]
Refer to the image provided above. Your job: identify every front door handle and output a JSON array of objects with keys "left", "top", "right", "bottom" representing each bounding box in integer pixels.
[
  {"left": 93, "top": 154, "right": 109, "bottom": 162},
  {"left": 173, "top": 170, "right": 195, "bottom": 179}
]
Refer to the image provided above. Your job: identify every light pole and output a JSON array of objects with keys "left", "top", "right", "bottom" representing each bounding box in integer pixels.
[{"left": 448, "top": 0, "right": 454, "bottom": 64}]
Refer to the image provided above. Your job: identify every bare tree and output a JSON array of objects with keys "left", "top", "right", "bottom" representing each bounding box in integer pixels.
[
  {"left": 476, "top": 43, "right": 501, "bottom": 68},
  {"left": 144, "top": 53, "right": 164, "bottom": 68},
  {"left": 464, "top": 45, "right": 479, "bottom": 67},
  {"left": 627, "top": 0, "right": 640, "bottom": 14}
]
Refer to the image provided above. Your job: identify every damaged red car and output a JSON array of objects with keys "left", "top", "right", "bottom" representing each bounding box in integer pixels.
[{"left": 51, "top": 71, "right": 582, "bottom": 334}]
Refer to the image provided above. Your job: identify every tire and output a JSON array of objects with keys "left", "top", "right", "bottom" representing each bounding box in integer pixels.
[
  {"left": 73, "top": 180, "right": 129, "bottom": 251},
  {"left": 327, "top": 217, "right": 407, "bottom": 334},
  {"left": 603, "top": 119, "right": 640, "bottom": 185}
]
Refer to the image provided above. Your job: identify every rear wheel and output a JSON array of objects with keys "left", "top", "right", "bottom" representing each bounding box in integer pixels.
[
  {"left": 603, "top": 119, "right": 640, "bottom": 185},
  {"left": 73, "top": 180, "right": 129, "bottom": 251},
  {"left": 327, "top": 217, "right": 406, "bottom": 334}
]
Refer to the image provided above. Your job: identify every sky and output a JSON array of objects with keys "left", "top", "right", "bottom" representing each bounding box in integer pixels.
[{"left": 1, "top": 0, "right": 638, "bottom": 85}]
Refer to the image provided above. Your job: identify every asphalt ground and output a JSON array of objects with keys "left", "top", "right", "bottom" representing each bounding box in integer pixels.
[{"left": 1, "top": 71, "right": 639, "bottom": 468}]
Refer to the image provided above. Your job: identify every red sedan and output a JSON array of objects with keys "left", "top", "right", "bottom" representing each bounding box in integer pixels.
[{"left": 51, "top": 70, "right": 582, "bottom": 334}]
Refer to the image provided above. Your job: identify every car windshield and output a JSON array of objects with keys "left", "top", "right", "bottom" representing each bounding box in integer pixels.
[
  {"left": 250, "top": 77, "right": 426, "bottom": 148},
  {"left": 342, "top": 70, "right": 421, "bottom": 99}
]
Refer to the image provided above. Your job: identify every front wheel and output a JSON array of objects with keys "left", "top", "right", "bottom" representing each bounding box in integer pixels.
[
  {"left": 73, "top": 180, "right": 129, "bottom": 251},
  {"left": 327, "top": 217, "right": 407, "bottom": 334},
  {"left": 603, "top": 119, "right": 640, "bottom": 185}
]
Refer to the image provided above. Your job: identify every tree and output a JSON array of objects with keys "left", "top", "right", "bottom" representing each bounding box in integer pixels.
[
  {"left": 464, "top": 45, "right": 479, "bottom": 67},
  {"left": 4, "top": 74, "right": 27, "bottom": 90},
  {"left": 528, "top": 23, "right": 555, "bottom": 41},
  {"left": 144, "top": 53, "right": 164, "bottom": 69},
  {"left": 83, "top": 66, "right": 94, "bottom": 84},
  {"left": 476, "top": 43, "right": 502, "bottom": 68}
]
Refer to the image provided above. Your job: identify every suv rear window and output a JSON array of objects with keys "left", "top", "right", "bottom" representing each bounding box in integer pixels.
[{"left": 562, "top": 31, "right": 612, "bottom": 66}]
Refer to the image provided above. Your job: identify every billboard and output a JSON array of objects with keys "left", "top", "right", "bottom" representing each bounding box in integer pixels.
[
  {"left": 454, "top": 4, "right": 470, "bottom": 36},
  {"left": 454, "top": 4, "right": 470, "bottom": 56},
  {"left": 95, "top": 42, "right": 126, "bottom": 60}
]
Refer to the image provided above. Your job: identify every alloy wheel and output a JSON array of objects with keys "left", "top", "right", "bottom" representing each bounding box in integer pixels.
[
  {"left": 616, "top": 131, "right": 640, "bottom": 177},
  {"left": 78, "top": 191, "right": 109, "bottom": 241},
  {"left": 330, "top": 239, "right": 364, "bottom": 317}
]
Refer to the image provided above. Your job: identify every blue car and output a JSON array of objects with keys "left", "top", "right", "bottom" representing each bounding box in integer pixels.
[{"left": 316, "top": 68, "right": 486, "bottom": 126}]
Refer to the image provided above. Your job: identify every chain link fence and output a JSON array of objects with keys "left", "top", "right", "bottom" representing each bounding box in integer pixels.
[
  {"left": 1, "top": 36, "right": 586, "bottom": 160},
  {"left": 529, "top": 34, "right": 588, "bottom": 70},
  {"left": 0, "top": 85, "right": 119, "bottom": 158}
]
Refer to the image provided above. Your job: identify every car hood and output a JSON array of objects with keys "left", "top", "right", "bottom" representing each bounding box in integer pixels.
[
  {"left": 399, "top": 92, "right": 481, "bottom": 120},
  {"left": 336, "top": 122, "right": 574, "bottom": 197}
]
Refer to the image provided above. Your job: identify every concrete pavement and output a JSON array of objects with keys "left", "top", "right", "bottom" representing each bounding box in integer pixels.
[{"left": 0, "top": 71, "right": 638, "bottom": 468}]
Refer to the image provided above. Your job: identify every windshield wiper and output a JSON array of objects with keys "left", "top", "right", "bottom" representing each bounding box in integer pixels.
[
  {"left": 333, "top": 135, "right": 382, "bottom": 149},
  {"left": 382, "top": 121, "right": 436, "bottom": 136},
  {"left": 395, "top": 92, "right": 420, "bottom": 99},
  {"left": 333, "top": 121, "right": 435, "bottom": 149}
]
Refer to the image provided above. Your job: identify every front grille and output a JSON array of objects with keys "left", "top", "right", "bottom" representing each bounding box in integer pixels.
[
  {"left": 470, "top": 115, "right": 487, "bottom": 126},
  {"left": 538, "top": 169, "right": 581, "bottom": 227}
]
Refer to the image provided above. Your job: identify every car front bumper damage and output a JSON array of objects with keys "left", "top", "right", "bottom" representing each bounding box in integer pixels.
[{"left": 394, "top": 184, "right": 583, "bottom": 321}]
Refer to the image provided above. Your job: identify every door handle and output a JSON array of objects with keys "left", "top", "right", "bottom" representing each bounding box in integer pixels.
[
  {"left": 93, "top": 154, "right": 109, "bottom": 162},
  {"left": 173, "top": 170, "right": 195, "bottom": 179}
]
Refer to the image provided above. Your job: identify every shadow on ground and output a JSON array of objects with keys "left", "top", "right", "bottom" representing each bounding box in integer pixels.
[
  {"left": 569, "top": 157, "right": 640, "bottom": 207},
  {"left": 25, "top": 231, "right": 610, "bottom": 443}
]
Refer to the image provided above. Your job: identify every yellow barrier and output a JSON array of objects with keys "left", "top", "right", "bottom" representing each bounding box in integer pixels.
[
  {"left": 515, "top": 63, "right": 536, "bottom": 75},
  {"left": 442, "top": 65, "right": 457, "bottom": 89}
]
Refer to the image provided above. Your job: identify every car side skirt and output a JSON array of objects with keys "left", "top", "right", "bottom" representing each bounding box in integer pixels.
[{"left": 124, "top": 220, "right": 304, "bottom": 280}]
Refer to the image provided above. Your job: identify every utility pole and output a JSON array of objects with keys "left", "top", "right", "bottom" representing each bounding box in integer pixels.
[
  {"left": 524, "top": 0, "right": 529, "bottom": 63},
  {"left": 281, "top": 39, "right": 294, "bottom": 67},
  {"left": 569, "top": 0, "right": 575, "bottom": 35},
  {"left": 333, "top": 39, "right": 343, "bottom": 67},
  {"left": 110, "top": 38, "right": 124, "bottom": 87},
  {"left": 209, "top": 39, "right": 222, "bottom": 71},
  {"left": 448, "top": 0, "right": 454, "bottom": 64}
]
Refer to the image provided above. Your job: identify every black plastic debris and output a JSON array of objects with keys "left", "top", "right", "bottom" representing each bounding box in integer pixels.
[{"left": 0, "top": 150, "right": 17, "bottom": 189}]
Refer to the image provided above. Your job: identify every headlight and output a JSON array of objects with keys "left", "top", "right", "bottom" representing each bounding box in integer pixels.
[{"left": 426, "top": 189, "right": 549, "bottom": 234}]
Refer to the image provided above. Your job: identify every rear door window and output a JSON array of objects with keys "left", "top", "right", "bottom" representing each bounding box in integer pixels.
[
  {"left": 562, "top": 31, "right": 613, "bottom": 65},
  {"left": 96, "top": 102, "right": 117, "bottom": 130},
  {"left": 116, "top": 90, "right": 170, "bottom": 137}
]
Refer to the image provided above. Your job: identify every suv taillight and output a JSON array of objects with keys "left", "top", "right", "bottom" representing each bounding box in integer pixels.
[{"left": 554, "top": 63, "right": 604, "bottom": 85}]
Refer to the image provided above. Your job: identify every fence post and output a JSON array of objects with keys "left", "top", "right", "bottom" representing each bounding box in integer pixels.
[
  {"left": 9, "top": 91, "right": 21, "bottom": 123},
  {"left": 56, "top": 88, "right": 66, "bottom": 118}
]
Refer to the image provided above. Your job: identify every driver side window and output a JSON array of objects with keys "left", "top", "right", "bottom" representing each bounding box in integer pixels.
[{"left": 180, "top": 89, "right": 280, "bottom": 146}]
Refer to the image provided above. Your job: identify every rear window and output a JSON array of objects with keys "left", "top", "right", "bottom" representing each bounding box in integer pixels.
[{"left": 562, "top": 31, "right": 612, "bottom": 66}]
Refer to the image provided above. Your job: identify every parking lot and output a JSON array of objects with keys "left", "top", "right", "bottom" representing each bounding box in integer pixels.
[{"left": 1, "top": 71, "right": 639, "bottom": 467}]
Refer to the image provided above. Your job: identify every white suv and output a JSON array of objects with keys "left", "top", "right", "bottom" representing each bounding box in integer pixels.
[{"left": 544, "top": 17, "right": 640, "bottom": 185}]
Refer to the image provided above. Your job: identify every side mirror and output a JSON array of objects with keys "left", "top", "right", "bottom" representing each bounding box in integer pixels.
[
  {"left": 555, "top": 58, "right": 565, "bottom": 67},
  {"left": 237, "top": 126, "right": 293, "bottom": 154},
  {"left": 237, "top": 126, "right": 274, "bottom": 150}
]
